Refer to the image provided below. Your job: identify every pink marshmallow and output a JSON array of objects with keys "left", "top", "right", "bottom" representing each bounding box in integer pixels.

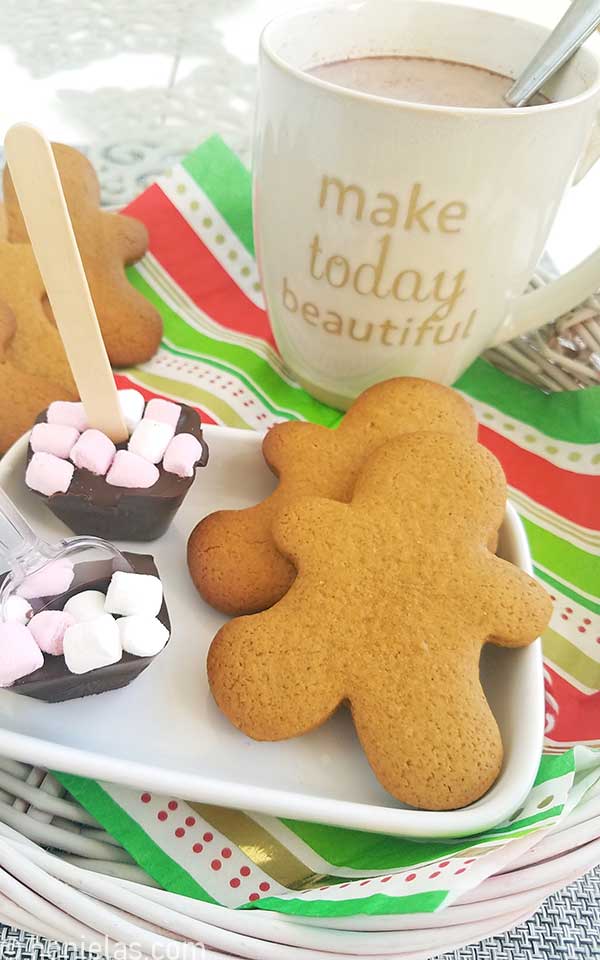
[
  {"left": 28, "top": 610, "right": 75, "bottom": 656},
  {"left": 30, "top": 422, "right": 80, "bottom": 459},
  {"left": 0, "top": 623, "right": 44, "bottom": 686},
  {"left": 106, "top": 450, "right": 159, "bottom": 489},
  {"left": 17, "top": 558, "right": 75, "bottom": 600},
  {"left": 144, "top": 398, "right": 181, "bottom": 429},
  {"left": 163, "top": 433, "right": 204, "bottom": 478},
  {"left": 70, "top": 429, "right": 116, "bottom": 476},
  {"left": 47, "top": 401, "right": 89, "bottom": 432},
  {"left": 26, "top": 452, "right": 74, "bottom": 497}
]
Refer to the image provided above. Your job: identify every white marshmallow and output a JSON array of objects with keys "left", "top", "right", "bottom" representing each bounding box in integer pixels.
[
  {"left": 105, "top": 571, "right": 163, "bottom": 617},
  {"left": 118, "top": 389, "right": 146, "bottom": 434},
  {"left": 128, "top": 419, "right": 174, "bottom": 464},
  {"left": 63, "top": 615, "right": 121, "bottom": 675},
  {"left": 1, "top": 595, "right": 33, "bottom": 625},
  {"left": 63, "top": 590, "right": 107, "bottom": 623},
  {"left": 117, "top": 616, "right": 169, "bottom": 657}
]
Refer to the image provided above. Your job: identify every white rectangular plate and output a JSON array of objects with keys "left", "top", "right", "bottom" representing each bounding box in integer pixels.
[{"left": 0, "top": 425, "right": 544, "bottom": 837}]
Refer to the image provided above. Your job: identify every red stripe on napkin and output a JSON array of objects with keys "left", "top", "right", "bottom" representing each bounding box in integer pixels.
[
  {"left": 127, "top": 186, "right": 275, "bottom": 347},
  {"left": 544, "top": 664, "right": 600, "bottom": 743},
  {"left": 479, "top": 426, "right": 599, "bottom": 529}
]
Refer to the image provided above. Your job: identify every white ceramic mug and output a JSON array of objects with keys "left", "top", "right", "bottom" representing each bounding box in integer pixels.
[{"left": 254, "top": 0, "right": 600, "bottom": 407}]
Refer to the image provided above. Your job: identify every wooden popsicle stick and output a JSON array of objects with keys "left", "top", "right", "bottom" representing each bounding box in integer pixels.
[{"left": 4, "top": 123, "right": 128, "bottom": 443}]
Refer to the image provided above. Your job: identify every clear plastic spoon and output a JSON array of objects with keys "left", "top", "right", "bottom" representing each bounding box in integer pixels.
[
  {"left": 505, "top": 0, "right": 600, "bottom": 107},
  {"left": 0, "top": 487, "right": 131, "bottom": 618}
]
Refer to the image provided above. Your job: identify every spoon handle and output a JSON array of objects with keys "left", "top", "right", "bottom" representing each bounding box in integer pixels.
[
  {"left": 505, "top": 0, "right": 600, "bottom": 107},
  {"left": 0, "top": 487, "right": 41, "bottom": 574}
]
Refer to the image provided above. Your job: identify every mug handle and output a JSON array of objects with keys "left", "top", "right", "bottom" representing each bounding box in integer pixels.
[{"left": 491, "top": 113, "right": 600, "bottom": 347}]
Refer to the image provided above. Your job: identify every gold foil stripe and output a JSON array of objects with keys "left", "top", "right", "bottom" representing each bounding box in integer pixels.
[{"left": 189, "top": 803, "right": 329, "bottom": 890}]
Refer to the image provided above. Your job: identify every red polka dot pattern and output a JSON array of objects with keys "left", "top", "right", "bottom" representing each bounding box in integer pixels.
[
  {"left": 192, "top": 843, "right": 203, "bottom": 854},
  {"left": 439, "top": 861, "right": 450, "bottom": 868},
  {"left": 157, "top": 811, "right": 167, "bottom": 822},
  {"left": 211, "top": 859, "right": 222, "bottom": 871},
  {"left": 455, "top": 867, "right": 466, "bottom": 875},
  {"left": 248, "top": 893, "right": 260, "bottom": 902},
  {"left": 168, "top": 801, "right": 178, "bottom": 811},
  {"left": 405, "top": 873, "right": 417, "bottom": 882},
  {"left": 381, "top": 876, "right": 391, "bottom": 883},
  {"left": 240, "top": 866, "right": 251, "bottom": 877},
  {"left": 230, "top": 878, "right": 240, "bottom": 888},
  {"left": 203, "top": 832, "right": 213, "bottom": 842},
  {"left": 175, "top": 828, "right": 185, "bottom": 838},
  {"left": 221, "top": 847, "right": 232, "bottom": 859},
  {"left": 556, "top": 602, "right": 598, "bottom": 636},
  {"left": 259, "top": 882, "right": 270, "bottom": 892},
  {"left": 141, "top": 793, "right": 151, "bottom": 803},
  {"left": 429, "top": 871, "right": 441, "bottom": 879},
  {"left": 185, "top": 817, "right": 196, "bottom": 827}
]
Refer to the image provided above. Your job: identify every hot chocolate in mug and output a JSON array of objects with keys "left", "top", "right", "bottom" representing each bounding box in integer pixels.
[{"left": 254, "top": 0, "right": 600, "bottom": 407}]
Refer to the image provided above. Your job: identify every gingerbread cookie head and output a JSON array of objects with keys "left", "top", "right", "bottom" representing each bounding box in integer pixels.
[
  {"left": 189, "top": 377, "right": 478, "bottom": 615},
  {"left": 208, "top": 433, "right": 551, "bottom": 810}
]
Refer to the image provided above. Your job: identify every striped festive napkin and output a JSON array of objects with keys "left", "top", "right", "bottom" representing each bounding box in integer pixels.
[{"left": 56, "top": 136, "right": 600, "bottom": 920}]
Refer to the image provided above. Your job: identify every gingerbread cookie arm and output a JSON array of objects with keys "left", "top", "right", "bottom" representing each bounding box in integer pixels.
[
  {"left": 208, "top": 597, "right": 344, "bottom": 740},
  {"left": 479, "top": 555, "right": 552, "bottom": 648},
  {"left": 262, "top": 420, "right": 332, "bottom": 478},
  {"left": 104, "top": 212, "right": 150, "bottom": 266},
  {"left": 188, "top": 423, "right": 338, "bottom": 615},
  {"left": 188, "top": 495, "right": 296, "bottom": 615}
]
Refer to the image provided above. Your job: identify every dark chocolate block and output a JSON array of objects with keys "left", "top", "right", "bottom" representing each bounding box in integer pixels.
[
  {"left": 10, "top": 552, "right": 170, "bottom": 702},
  {"left": 27, "top": 404, "right": 208, "bottom": 541}
]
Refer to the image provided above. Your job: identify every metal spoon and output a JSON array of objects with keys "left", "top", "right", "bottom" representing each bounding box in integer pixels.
[{"left": 505, "top": 0, "right": 600, "bottom": 107}]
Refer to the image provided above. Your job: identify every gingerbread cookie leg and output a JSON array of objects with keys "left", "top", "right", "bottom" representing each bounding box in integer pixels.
[{"left": 350, "top": 657, "right": 503, "bottom": 810}]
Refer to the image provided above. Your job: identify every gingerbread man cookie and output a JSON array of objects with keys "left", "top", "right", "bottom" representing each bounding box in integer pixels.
[
  {"left": 208, "top": 432, "right": 551, "bottom": 810},
  {"left": 188, "top": 378, "right": 478, "bottom": 615},
  {"left": 3, "top": 142, "right": 162, "bottom": 367}
]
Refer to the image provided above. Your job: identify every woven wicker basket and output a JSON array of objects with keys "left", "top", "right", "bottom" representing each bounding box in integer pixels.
[{"left": 0, "top": 756, "right": 598, "bottom": 959}]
